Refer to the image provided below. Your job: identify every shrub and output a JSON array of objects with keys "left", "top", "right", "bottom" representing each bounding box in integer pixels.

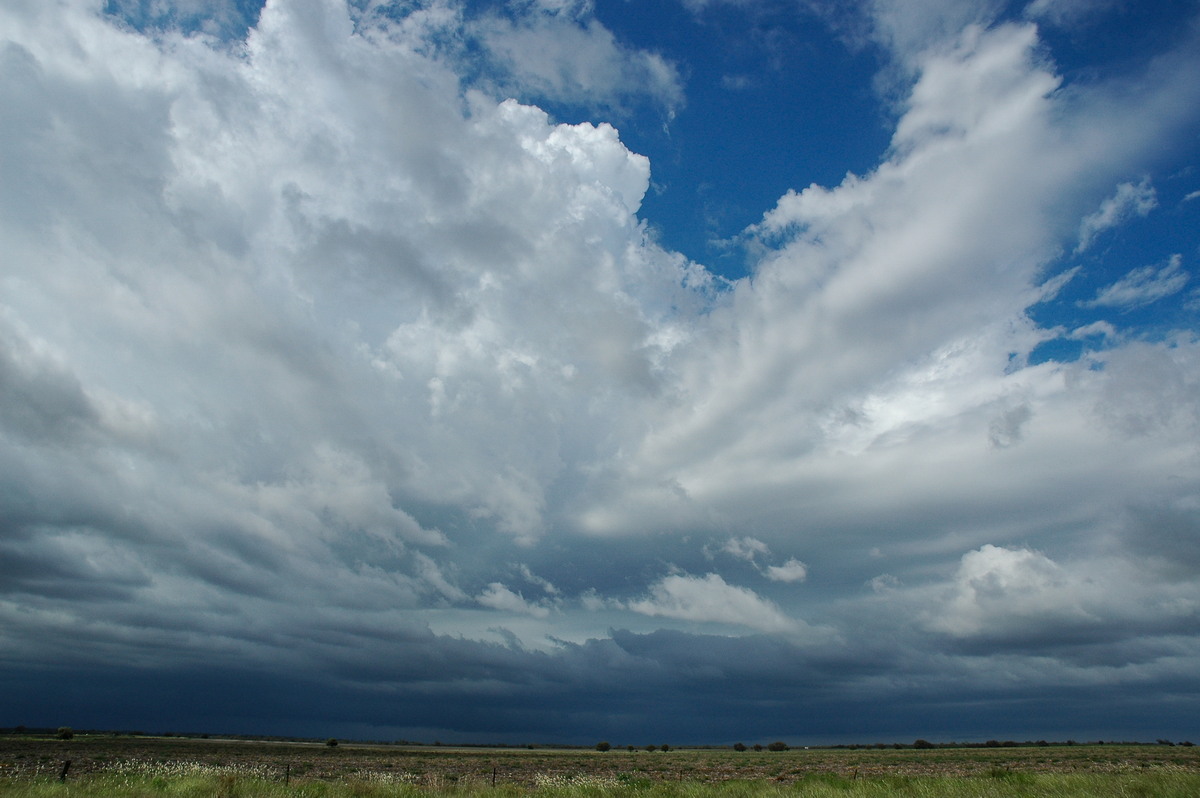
[
  {"left": 733, "top": 743, "right": 747, "bottom": 752},
  {"left": 56, "top": 727, "right": 74, "bottom": 740},
  {"left": 913, "top": 739, "right": 934, "bottom": 749},
  {"left": 767, "top": 741, "right": 789, "bottom": 752},
  {"left": 595, "top": 742, "right": 611, "bottom": 752},
  {"left": 326, "top": 738, "right": 338, "bottom": 747},
  {"left": 645, "top": 744, "right": 657, "bottom": 752},
  {"left": 660, "top": 744, "right": 670, "bottom": 752}
]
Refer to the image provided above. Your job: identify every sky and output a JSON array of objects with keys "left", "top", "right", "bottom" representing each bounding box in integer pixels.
[{"left": 3, "top": 0, "right": 1200, "bottom": 746}]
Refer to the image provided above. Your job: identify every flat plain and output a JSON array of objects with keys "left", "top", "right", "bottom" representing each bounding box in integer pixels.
[{"left": 4, "top": 735, "right": 1200, "bottom": 781}]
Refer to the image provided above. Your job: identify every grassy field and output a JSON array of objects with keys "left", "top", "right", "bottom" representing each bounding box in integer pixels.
[{"left": 3, "top": 736, "right": 1200, "bottom": 796}]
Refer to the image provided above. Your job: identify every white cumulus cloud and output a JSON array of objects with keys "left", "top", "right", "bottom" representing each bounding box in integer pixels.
[
  {"left": 625, "top": 573, "right": 799, "bottom": 633},
  {"left": 929, "top": 544, "right": 1092, "bottom": 637},
  {"left": 764, "top": 558, "right": 808, "bottom": 583}
]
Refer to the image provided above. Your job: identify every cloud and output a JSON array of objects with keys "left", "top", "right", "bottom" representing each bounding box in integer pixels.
[
  {"left": 868, "top": 573, "right": 900, "bottom": 592},
  {"left": 0, "top": 0, "right": 707, "bottom": 660},
  {"left": 3, "top": 0, "right": 1200, "bottom": 744},
  {"left": 764, "top": 558, "right": 808, "bottom": 583},
  {"left": 1068, "top": 320, "right": 1118, "bottom": 340},
  {"left": 581, "top": 15, "right": 1200, "bottom": 541},
  {"left": 1076, "top": 179, "right": 1158, "bottom": 253},
  {"left": 516, "top": 564, "right": 560, "bottom": 595},
  {"left": 471, "top": 1, "right": 683, "bottom": 115},
  {"left": 721, "top": 536, "right": 771, "bottom": 562},
  {"left": 1081, "top": 254, "right": 1189, "bottom": 309},
  {"left": 103, "top": 0, "right": 256, "bottom": 37},
  {"left": 867, "top": 0, "right": 1008, "bottom": 68},
  {"left": 584, "top": 22, "right": 1080, "bottom": 532},
  {"left": 1023, "top": 0, "right": 1121, "bottom": 28},
  {"left": 717, "top": 537, "right": 807, "bottom": 581},
  {"left": 625, "top": 573, "right": 799, "bottom": 633},
  {"left": 928, "top": 545, "right": 1095, "bottom": 638},
  {"left": 476, "top": 583, "right": 553, "bottom": 618},
  {"left": 902, "top": 540, "right": 1200, "bottom": 665},
  {"left": 413, "top": 552, "right": 469, "bottom": 604},
  {"left": 987, "top": 402, "right": 1032, "bottom": 448}
]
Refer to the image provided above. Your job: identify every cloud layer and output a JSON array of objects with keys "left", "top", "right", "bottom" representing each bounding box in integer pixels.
[{"left": 3, "top": 0, "right": 1200, "bottom": 743}]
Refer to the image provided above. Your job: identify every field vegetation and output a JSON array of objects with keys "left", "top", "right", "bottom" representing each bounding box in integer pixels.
[{"left": 3, "top": 734, "right": 1199, "bottom": 797}]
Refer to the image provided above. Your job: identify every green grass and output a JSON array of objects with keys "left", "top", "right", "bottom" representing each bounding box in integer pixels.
[
  {"left": 5, "top": 771, "right": 1200, "bottom": 798},
  {"left": 5, "top": 738, "right": 1200, "bottom": 796}
]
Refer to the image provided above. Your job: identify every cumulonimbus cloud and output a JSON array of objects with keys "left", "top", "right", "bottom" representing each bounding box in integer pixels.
[{"left": 2, "top": 0, "right": 1200, "bottom": 742}]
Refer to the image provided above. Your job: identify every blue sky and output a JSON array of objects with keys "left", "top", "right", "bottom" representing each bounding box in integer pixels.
[{"left": 3, "top": 0, "right": 1200, "bottom": 745}]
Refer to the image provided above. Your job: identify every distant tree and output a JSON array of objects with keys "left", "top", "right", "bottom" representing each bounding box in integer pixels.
[
  {"left": 913, "top": 739, "right": 934, "bottom": 749},
  {"left": 733, "top": 743, "right": 747, "bottom": 752},
  {"left": 645, "top": 744, "right": 657, "bottom": 752},
  {"left": 596, "top": 741, "right": 611, "bottom": 752},
  {"left": 326, "top": 738, "right": 339, "bottom": 747},
  {"left": 627, "top": 745, "right": 635, "bottom": 752},
  {"left": 660, "top": 744, "right": 670, "bottom": 752},
  {"left": 752, "top": 744, "right": 763, "bottom": 752},
  {"left": 767, "top": 741, "right": 789, "bottom": 752},
  {"left": 56, "top": 727, "right": 74, "bottom": 740}
]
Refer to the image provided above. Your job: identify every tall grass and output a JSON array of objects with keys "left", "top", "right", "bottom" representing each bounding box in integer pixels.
[{"left": 4, "top": 771, "right": 1200, "bottom": 798}]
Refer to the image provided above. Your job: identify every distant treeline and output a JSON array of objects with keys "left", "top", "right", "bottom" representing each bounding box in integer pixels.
[
  {"left": 2, "top": 726, "right": 1192, "bottom": 750},
  {"left": 0, "top": 728, "right": 590, "bottom": 748},
  {"left": 831, "top": 739, "right": 1195, "bottom": 749}
]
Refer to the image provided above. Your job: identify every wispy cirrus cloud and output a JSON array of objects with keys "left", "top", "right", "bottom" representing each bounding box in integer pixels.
[
  {"left": 1076, "top": 179, "right": 1158, "bottom": 253},
  {"left": 1081, "top": 254, "right": 1189, "bottom": 309}
]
